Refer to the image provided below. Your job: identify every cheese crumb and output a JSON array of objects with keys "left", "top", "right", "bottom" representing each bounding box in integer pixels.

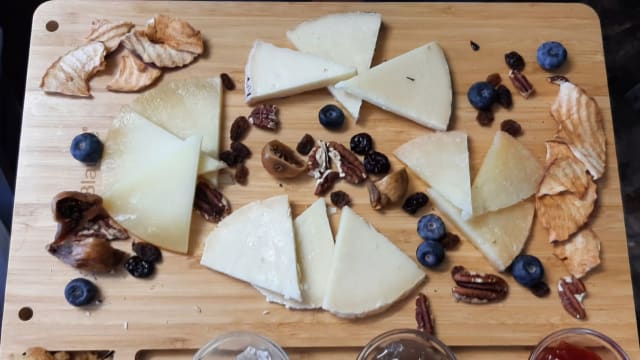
[
  {"left": 262, "top": 310, "right": 270, "bottom": 315},
  {"left": 123, "top": 321, "right": 128, "bottom": 330}
]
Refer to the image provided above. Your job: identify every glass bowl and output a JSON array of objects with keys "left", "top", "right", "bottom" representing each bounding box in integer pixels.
[
  {"left": 193, "top": 331, "right": 288, "bottom": 360},
  {"left": 357, "top": 329, "right": 457, "bottom": 360},
  {"left": 529, "top": 328, "right": 630, "bottom": 360}
]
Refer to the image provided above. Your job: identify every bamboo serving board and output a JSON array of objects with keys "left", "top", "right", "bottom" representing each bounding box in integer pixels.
[{"left": 2, "top": 1, "right": 638, "bottom": 359}]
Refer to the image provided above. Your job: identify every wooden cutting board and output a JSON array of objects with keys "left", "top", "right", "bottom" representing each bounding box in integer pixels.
[{"left": 2, "top": 1, "right": 638, "bottom": 359}]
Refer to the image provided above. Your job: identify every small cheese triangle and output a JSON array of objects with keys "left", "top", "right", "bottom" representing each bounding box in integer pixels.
[
  {"left": 103, "top": 135, "right": 202, "bottom": 254},
  {"left": 335, "top": 42, "right": 452, "bottom": 131},
  {"left": 395, "top": 131, "right": 472, "bottom": 218},
  {"left": 287, "top": 12, "right": 382, "bottom": 120},
  {"left": 200, "top": 195, "right": 302, "bottom": 301},
  {"left": 322, "top": 207, "right": 425, "bottom": 318},
  {"left": 244, "top": 40, "right": 356, "bottom": 104}
]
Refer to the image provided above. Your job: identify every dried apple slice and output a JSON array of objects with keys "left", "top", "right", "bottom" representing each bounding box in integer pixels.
[
  {"left": 85, "top": 19, "right": 134, "bottom": 53},
  {"left": 538, "top": 157, "right": 590, "bottom": 198},
  {"left": 121, "top": 30, "right": 197, "bottom": 68},
  {"left": 553, "top": 228, "right": 601, "bottom": 278},
  {"left": 145, "top": 14, "right": 204, "bottom": 54},
  {"left": 106, "top": 49, "right": 162, "bottom": 92},
  {"left": 40, "top": 42, "right": 107, "bottom": 97}
]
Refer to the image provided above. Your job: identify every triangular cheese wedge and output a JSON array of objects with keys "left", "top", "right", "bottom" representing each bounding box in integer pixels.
[
  {"left": 322, "top": 207, "right": 425, "bottom": 318},
  {"left": 427, "top": 187, "right": 534, "bottom": 271},
  {"left": 256, "top": 198, "right": 334, "bottom": 309},
  {"left": 335, "top": 42, "right": 452, "bottom": 131},
  {"left": 131, "top": 77, "right": 222, "bottom": 158},
  {"left": 471, "top": 131, "right": 544, "bottom": 217},
  {"left": 244, "top": 40, "right": 356, "bottom": 104},
  {"left": 287, "top": 12, "right": 382, "bottom": 120},
  {"left": 200, "top": 195, "right": 302, "bottom": 301},
  {"left": 103, "top": 136, "right": 202, "bottom": 254},
  {"left": 394, "top": 131, "right": 472, "bottom": 218},
  {"left": 102, "top": 108, "right": 225, "bottom": 190}
]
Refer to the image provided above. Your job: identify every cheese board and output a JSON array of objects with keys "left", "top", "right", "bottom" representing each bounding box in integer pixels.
[{"left": 3, "top": 1, "right": 639, "bottom": 359}]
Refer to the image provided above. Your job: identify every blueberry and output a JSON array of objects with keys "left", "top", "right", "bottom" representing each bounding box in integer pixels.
[
  {"left": 417, "top": 214, "right": 446, "bottom": 241},
  {"left": 511, "top": 255, "right": 545, "bottom": 287},
  {"left": 467, "top": 81, "right": 496, "bottom": 110},
  {"left": 70, "top": 133, "right": 103, "bottom": 164},
  {"left": 64, "top": 278, "right": 98, "bottom": 307},
  {"left": 318, "top": 104, "right": 345, "bottom": 129},
  {"left": 416, "top": 241, "right": 445, "bottom": 268},
  {"left": 537, "top": 41, "right": 567, "bottom": 71}
]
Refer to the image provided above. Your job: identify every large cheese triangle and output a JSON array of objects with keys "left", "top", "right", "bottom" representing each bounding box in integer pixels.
[
  {"left": 427, "top": 187, "right": 535, "bottom": 271},
  {"left": 244, "top": 40, "right": 356, "bottom": 104},
  {"left": 200, "top": 195, "right": 302, "bottom": 301},
  {"left": 471, "top": 131, "right": 544, "bottom": 217},
  {"left": 103, "top": 136, "right": 202, "bottom": 254},
  {"left": 287, "top": 12, "right": 382, "bottom": 120},
  {"left": 131, "top": 77, "right": 222, "bottom": 158},
  {"left": 394, "top": 131, "right": 472, "bottom": 218},
  {"left": 322, "top": 207, "right": 425, "bottom": 318},
  {"left": 256, "top": 198, "right": 335, "bottom": 309},
  {"left": 335, "top": 42, "right": 452, "bottom": 131},
  {"left": 102, "top": 108, "right": 225, "bottom": 190}
]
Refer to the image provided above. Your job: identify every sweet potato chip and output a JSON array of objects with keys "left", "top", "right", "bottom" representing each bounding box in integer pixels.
[
  {"left": 145, "top": 14, "right": 204, "bottom": 55},
  {"left": 550, "top": 79, "right": 606, "bottom": 180},
  {"left": 107, "top": 50, "right": 162, "bottom": 92},
  {"left": 121, "top": 30, "right": 197, "bottom": 68},
  {"left": 40, "top": 42, "right": 107, "bottom": 97},
  {"left": 85, "top": 19, "right": 134, "bottom": 53},
  {"left": 536, "top": 179, "right": 597, "bottom": 242},
  {"left": 554, "top": 228, "right": 601, "bottom": 278},
  {"left": 538, "top": 157, "right": 590, "bottom": 198}
]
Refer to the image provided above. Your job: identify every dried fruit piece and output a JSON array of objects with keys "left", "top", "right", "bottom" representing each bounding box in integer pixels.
[
  {"left": 296, "top": 133, "right": 315, "bottom": 156},
  {"left": 500, "top": 119, "right": 522, "bottom": 137},
  {"left": 558, "top": 275, "right": 587, "bottom": 319},
  {"left": 440, "top": 232, "right": 461, "bottom": 250},
  {"left": 230, "top": 141, "right": 252, "bottom": 162},
  {"left": 125, "top": 256, "right": 155, "bottom": 278},
  {"left": 219, "top": 150, "right": 239, "bottom": 167},
  {"left": 330, "top": 191, "right": 351, "bottom": 208},
  {"left": 230, "top": 116, "right": 250, "bottom": 142},
  {"left": 132, "top": 241, "right": 162, "bottom": 263},
  {"left": 367, "top": 168, "right": 409, "bottom": 210},
  {"left": 144, "top": 14, "right": 204, "bottom": 54},
  {"left": 402, "top": 192, "right": 429, "bottom": 215},
  {"left": 496, "top": 85, "right": 513, "bottom": 109},
  {"left": 194, "top": 181, "right": 231, "bottom": 223},
  {"left": 530, "top": 281, "right": 551, "bottom": 298},
  {"left": 538, "top": 157, "right": 590, "bottom": 198},
  {"left": 486, "top": 73, "right": 501, "bottom": 87},
  {"left": 249, "top": 104, "right": 279, "bottom": 130},
  {"left": 554, "top": 229, "right": 601, "bottom": 278},
  {"left": 235, "top": 163, "right": 249, "bottom": 185},
  {"left": 106, "top": 50, "right": 162, "bottom": 92},
  {"left": 121, "top": 30, "right": 197, "bottom": 68},
  {"left": 476, "top": 109, "right": 494, "bottom": 126},
  {"left": 504, "top": 51, "right": 525, "bottom": 71},
  {"left": 220, "top": 73, "right": 236, "bottom": 90},
  {"left": 350, "top": 132, "right": 374, "bottom": 155},
  {"left": 470, "top": 41, "right": 480, "bottom": 52},
  {"left": 509, "top": 70, "right": 535, "bottom": 98},
  {"left": 363, "top": 151, "right": 391, "bottom": 174},
  {"left": 85, "top": 19, "right": 134, "bottom": 53},
  {"left": 261, "top": 140, "right": 306, "bottom": 179},
  {"left": 48, "top": 237, "right": 128, "bottom": 273},
  {"left": 41, "top": 42, "right": 107, "bottom": 97},
  {"left": 415, "top": 293, "right": 435, "bottom": 335}
]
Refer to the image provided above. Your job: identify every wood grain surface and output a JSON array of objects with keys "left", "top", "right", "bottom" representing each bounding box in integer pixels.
[{"left": 2, "top": 1, "right": 638, "bottom": 359}]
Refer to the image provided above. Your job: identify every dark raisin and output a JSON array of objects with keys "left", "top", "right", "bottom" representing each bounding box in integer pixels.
[
  {"left": 501, "top": 119, "right": 523, "bottom": 137},
  {"left": 220, "top": 150, "right": 239, "bottom": 167},
  {"left": 363, "top": 151, "right": 390, "bottom": 174},
  {"left": 350, "top": 132, "right": 374, "bottom": 155},
  {"left": 296, "top": 133, "right": 315, "bottom": 155},
  {"left": 486, "top": 73, "right": 502, "bottom": 88},
  {"left": 402, "top": 192, "right": 429, "bottom": 215},
  {"left": 235, "top": 163, "right": 249, "bottom": 185},
  {"left": 496, "top": 85, "right": 513, "bottom": 109},
  {"left": 220, "top": 73, "right": 236, "bottom": 91},
  {"left": 230, "top": 141, "right": 251, "bottom": 162},
  {"left": 470, "top": 40, "right": 480, "bottom": 51},
  {"left": 440, "top": 232, "right": 461, "bottom": 250},
  {"left": 476, "top": 110, "right": 494, "bottom": 126},
  {"left": 124, "top": 256, "right": 154, "bottom": 278},
  {"left": 530, "top": 281, "right": 551, "bottom": 298},
  {"left": 330, "top": 191, "right": 352, "bottom": 208},
  {"left": 132, "top": 242, "right": 162, "bottom": 263},
  {"left": 230, "top": 116, "right": 250, "bottom": 142},
  {"left": 504, "top": 51, "right": 525, "bottom": 71}
]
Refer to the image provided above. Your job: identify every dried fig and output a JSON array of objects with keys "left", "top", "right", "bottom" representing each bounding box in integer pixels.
[
  {"left": 367, "top": 168, "right": 409, "bottom": 210},
  {"left": 261, "top": 140, "right": 306, "bottom": 179}
]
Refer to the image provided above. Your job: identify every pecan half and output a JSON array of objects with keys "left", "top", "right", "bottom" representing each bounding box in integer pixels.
[
  {"left": 509, "top": 70, "right": 535, "bottom": 98},
  {"left": 307, "top": 141, "right": 330, "bottom": 179},
  {"left": 558, "top": 275, "right": 587, "bottom": 320},
  {"left": 314, "top": 170, "right": 340, "bottom": 196},
  {"left": 451, "top": 265, "right": 509, "bottom": 304},
  {"left": 328, "top": 141, "right": 367, "bottom": 185},
  {"left": 194, "top": 181, "right": 231, "bottom": 223},
  {"left": 415, "top": 293, "right": 435, "bottom": 335},
  {"left": 248, "top": 104, "right": 279, "bottom": 130}
]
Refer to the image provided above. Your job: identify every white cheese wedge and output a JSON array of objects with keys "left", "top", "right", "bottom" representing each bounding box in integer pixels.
[
  {"left": 471, "top": 131, "right": 544, "bottom": 217},
  {"left": 256, "top": 198, "right": 334, "bottom": 309},
  {"left": 394, "top": 131, "right": 472, "bottom": 218},
  {"left": 131, "top": 77, "right": 222, "bottom": 158},
  {"left": 103, "top": 136, "right": 201, "bottom": 254},
  {"left": 335, "top": 42, "right": 452, "bottom": 131},
  {"left": 287, "top": 12, "right": 382, "bottom": 120},
  {"left": 200, "top": 195, "right": 302, "bottom": 301},
  {"left": 322, "top": 207, "right": 425, "bottom": 318},
  {"left": 244, "top": 40, "right": 356, "bottom": 104},
  {"left": 426, "top": 187, "right": 535, "bottom": 271},
  {"left": 102, "top": 108, "right": 226, "bottom": 190}
]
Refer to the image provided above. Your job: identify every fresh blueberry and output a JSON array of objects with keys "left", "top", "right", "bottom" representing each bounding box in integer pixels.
[
  {"left": 417, "top": 214, "right": 446, "bottom": 241},
  {"left": 537, "top": 41, "right": 568, "bottom": 70},
  {"left": 318, "top": 104, "right": 345, "bottom": 129},
  {"left": 467, "top": 81, "right": 496, "bottom": 110},
  {"left": 70, "top": 133, "right": 103, "bottom": 164},
  {"left": 416, "top": 241, "right": 445, "bottom": 268},
  {"left": 511, "top": 255, "right": 545, "bottom": 287},
  {"left": 64, "top": 278, "right": 98, "bottom": 307}
]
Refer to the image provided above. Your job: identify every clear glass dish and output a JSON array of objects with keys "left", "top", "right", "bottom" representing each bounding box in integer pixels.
[
  {"left": 529, "top": 328, "right": 630, "bottom": 360},
  {"left": 357, "top": 328, "right": 457, "bottom": 360},
  {"left": 193, "top": 331, "right": 288, "bottom": 360}
]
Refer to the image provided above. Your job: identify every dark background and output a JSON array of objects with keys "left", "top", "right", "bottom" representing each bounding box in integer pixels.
[{"left": 1, "top": 0, "right": 639, "bottom": 336}]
